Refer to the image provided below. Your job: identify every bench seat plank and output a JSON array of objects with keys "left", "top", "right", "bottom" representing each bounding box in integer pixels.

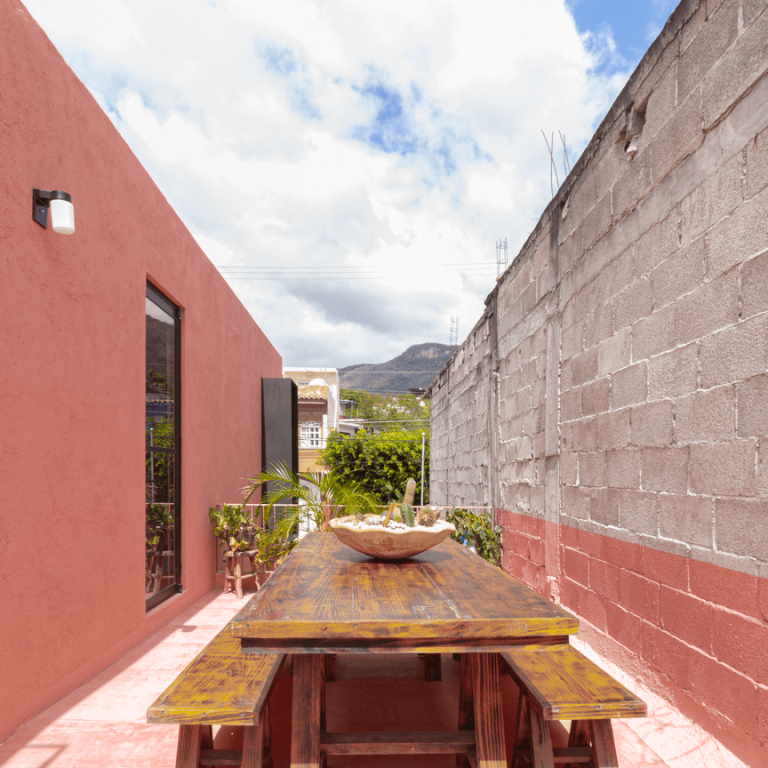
[
  {"left": 501, "top": 645, "right": 646, "bottom": 721},
  {"left": 147, "top": 627, "right": 285, "bottom": 726}
]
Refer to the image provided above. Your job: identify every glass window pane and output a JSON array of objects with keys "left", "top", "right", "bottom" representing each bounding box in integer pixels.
[{"left": 146, "top": 289, "right": 179, "bottom": 606}]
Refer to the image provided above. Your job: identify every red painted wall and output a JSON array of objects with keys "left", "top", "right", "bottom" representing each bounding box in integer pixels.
[
  {"left": 0, "top": 0, "right": 282, "bottom": 742},
  {"left": 500, "top": 507, "right": 768, "bottom": 768}
]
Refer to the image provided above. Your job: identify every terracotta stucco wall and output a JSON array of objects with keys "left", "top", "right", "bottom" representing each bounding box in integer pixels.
[
  {"left": 430, "top": 1, "right": 768, "bottom": 764},
  {"left": 0, "top": 0, "right": 282, "bottom": 742}
]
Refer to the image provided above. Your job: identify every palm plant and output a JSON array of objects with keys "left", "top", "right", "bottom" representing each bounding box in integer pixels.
[{"left": 240, "top": 463, "right": 380, "bottom": 563}]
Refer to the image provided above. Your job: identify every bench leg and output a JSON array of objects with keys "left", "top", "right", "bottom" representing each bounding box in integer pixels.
[
  {"left": 528, "top": 704, "right": 554, "bottom": 768},
  {"left": 175, "top": 724, "right": 212, "bottom": 768},
  {"left": 470, "top": 652, "right": 507, "bottom": 768},
  {"left": 235, "top": 554, "right": 243, "bottom": 599},
  {"left": 421, "top": 653, "right": 442, "bottom": 681},
  {"left": 511, "top": 690, "right": 529, "bottom": 768},
  {"left": 262, "top": 700, "right": 274, "bottom": 768},
  {"left": 589, "top": 720, "right": 619, "bottom": 768},
  {"left": 242, "top": 716, "right": 265, "bottom": 768},
  {"left": 290, "top": 654, "right": 323, "bottom": 768}
]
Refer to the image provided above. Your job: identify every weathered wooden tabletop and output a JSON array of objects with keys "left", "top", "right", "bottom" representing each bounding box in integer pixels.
[{"left": 230, "top": 532, "right": 578, "bottom": 652}]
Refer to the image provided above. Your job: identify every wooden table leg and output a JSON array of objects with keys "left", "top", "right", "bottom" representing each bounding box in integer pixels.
[
  {"left": 470, "top": 653, "right": 507, "bottom": 768},
  {"left": 242, "top": 716, "right": 265, "bottom": 768},
  {"left": 175, "top": 724, "right": 212, "bottom": 768},
  {"left": 457, "top": 654, "right": 474, "bottom": 768},
  {"left": 291, "top": 654, "right": 323, "bottom": 768},
  {"left": 589, "top": 720, "right": 619, "bottom": 768}
]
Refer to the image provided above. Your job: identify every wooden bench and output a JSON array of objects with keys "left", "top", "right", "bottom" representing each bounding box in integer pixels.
[
  {"left": 501, "top": 644, "right": 646, "bottom": 768},
  {"left": 147, "top": 626, "right": 285, "bottom": 768}
]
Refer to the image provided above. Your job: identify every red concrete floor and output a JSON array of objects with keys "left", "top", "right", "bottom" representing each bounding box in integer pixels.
[{"left": 0, "top": 588, "right": 746, "bottom": 768}]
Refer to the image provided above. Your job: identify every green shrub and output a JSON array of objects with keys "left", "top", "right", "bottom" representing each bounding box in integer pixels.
[{"left": 446, "top": 508, "right": 502, "bottom": 566}]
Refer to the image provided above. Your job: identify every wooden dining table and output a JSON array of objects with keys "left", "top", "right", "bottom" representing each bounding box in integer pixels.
[{"left": 229, "top": 531, "right": 579, "bottom": 768}]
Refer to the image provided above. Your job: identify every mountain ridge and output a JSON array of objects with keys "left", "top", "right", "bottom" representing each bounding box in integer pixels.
[{"left": 339, "top": 342, "right": 451, "bottom": 393}]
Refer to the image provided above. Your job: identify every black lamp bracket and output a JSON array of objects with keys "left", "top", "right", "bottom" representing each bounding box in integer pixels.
[{"left": 33, "top": 189, "right": 73, "bottom": 228}]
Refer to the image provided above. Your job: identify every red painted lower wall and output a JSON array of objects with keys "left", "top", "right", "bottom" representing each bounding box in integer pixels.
[
  {"left": 498, "top": 506, "right": 768, "bottom": 765},
  {"left": 0, "top": 1, "right": 281, "bottom": 742}
]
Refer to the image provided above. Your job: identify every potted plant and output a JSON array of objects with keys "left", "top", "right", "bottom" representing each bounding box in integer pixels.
[{"left": 446, "top": 508, "right": 502, "bottom": 566}]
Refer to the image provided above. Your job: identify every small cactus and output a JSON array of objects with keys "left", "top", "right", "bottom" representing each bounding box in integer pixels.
[
  {"left": 401, "top": 503, "right": 415, "bottom": 527},
  {"left": 403, "top": 478, "right": 417, "bottom": 506},
  {"left": 417, "top": 506, "right": 438, "bottom": 527},
  {"left": 393, "top": 508, "right": 403, "bottom": 523}
]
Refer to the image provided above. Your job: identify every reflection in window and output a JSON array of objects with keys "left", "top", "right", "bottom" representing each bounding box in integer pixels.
[{"left": 146, "top": 284, "right": 181, "bottom": 610}]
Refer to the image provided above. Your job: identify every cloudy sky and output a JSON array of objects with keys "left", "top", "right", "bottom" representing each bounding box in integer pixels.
[{"left": 24, "top": 0, "right": 679, "bottom": 368}]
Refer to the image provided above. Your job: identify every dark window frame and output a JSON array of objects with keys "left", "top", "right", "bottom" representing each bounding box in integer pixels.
[{"left": 145, "top": 282, "right": 182, "bottom": 612}]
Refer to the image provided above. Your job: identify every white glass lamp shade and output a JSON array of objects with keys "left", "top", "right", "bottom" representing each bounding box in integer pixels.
[{"left": 50, "top": 198, "right": 75, "bottom": 235}]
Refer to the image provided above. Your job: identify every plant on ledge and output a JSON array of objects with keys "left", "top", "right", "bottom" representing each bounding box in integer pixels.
[
  {"left": 240, "top": 463, "right": 380, "bottom": 563},
  {"left": 446, "top": 508, "right": 502, "bottom": 566},
  {"left": 208, "top": 503, "right": 260, "bottom": 554}
]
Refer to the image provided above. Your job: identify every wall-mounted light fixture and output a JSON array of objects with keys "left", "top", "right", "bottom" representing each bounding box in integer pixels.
[{"left": 33, "top": 189, "right": 75, "bottom": 235}]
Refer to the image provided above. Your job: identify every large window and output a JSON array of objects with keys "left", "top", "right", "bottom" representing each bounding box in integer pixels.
[
  {"left": 300, "top": 421, "right": 322, "bottom": 448},
  {"left": 145, "top": 284, "right": 181, "bottom": 610}
]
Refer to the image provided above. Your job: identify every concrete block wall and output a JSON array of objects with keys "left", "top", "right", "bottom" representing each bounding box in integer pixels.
[{"left": 429, "top": 1, "right": 768, "bottom": 763}]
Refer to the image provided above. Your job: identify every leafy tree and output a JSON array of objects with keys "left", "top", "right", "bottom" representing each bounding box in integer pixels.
[
  {"left": 320, "top": 428, "right": 429, "bottom": 504},
  {"left": 340, "top": 388, "right": 430, "bottom": 432}
]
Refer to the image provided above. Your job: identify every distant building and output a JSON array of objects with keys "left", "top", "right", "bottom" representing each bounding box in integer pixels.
[{"left": 283, "top": 367, "right": 340, "bottom": 473}]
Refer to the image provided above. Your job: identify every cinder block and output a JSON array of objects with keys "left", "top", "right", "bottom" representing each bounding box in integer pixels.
[
  {"left": 606, "top": 602, "right": 644, "bottom": 654},
  {"left": 577, "top": 524, "right": 606, "bottom": 561},
  {"left": 675, "top": 265, "right": 739, "bottom": 346},
  {"left": 569, "top": 346, "right": 598, "bottom": 387},
  {"left": 631, "top": 399, "right": 674, "bottom": 448},
  {"left": 596, "top": 408, "right": 631, "bottom": 451},
  {"left": 589, "top": 558, "right": 622, "bottom": 602},
  {"left": 579, "top": 585, "right": 609, "bottom": 632},
  {"left": 614, "top": 277, "right": 653, "bottom": 331},
  {"left": 691, "top": 440, "right": 758, "bottom": 497},
  {"left": 712, "top": 609, "right": 768, "bottom": 682},
  {"left": 632, "top": 303, "right": 676, "bottom": 361},
  {"left": 715, "top": 497, "right": 768, "bottom": 558},
  {"left": 606, "top": 448, "right": 641, "bottom": 489},
  {"left": 681, "top": 151, "right": 744, "bottom": 244},
  {"left": 561, "top": 450, "right": 578, "bottom": 486},
  {"left": 651, "top": 236, "right": 706, "bottom": 309},
  {"left": 738, "top": 374, "right": 768, "bottom": 437},
  {"left": 658, "top": 494, "right": 713, "bottom": 547},
  {"left": 598, "top": 245, "right": 635, "bottom": 304},
  {"left": 743, "top": 0, "right": 768, "bottom": 26},
  {"left": 597, "top": 327, "right": 631, "bottom": 379},
  {"left": 703, "top": 2, "right": 768, "bottom": 130},
  {"left": 583, "top": 192, "right": 613, "bottom": 253},
  {"left": 690, "top": 557, "right": 760, "bottom": 618},
  {"left": 688, "top": 647, "right": 758, "bottom": 731},
  {"left": 634, "top": 207, "right": 681, "bottom": 278},
  {"left": 641, "top": 447, "right": 690, "bottom": 494},
  {"left": 582, "top": 376, "right": 610, "bottom": 417},
  {"left": 563, "top": 546, "right": 590, "bottom": 587},
  {"left": 678, "top": 0, "right": 739, "bottom": 103},
  {"left": 741, "top": 250, "right": 768, "bottom": 320},
  {"left": 618, "top": 489, "right": 659, "bottom": 536},
  {"left": 584, "top": 301, "right": 614, "bottom": 350},
  {"left": 561, "top": 317, "right": 584, "bottom": 361},
  {"left": 675, "top": 385, "right": 736, "bottom": 444},
  {"left": 659, "top": 586, "right": 713, "bottom": 652},
  {"left": 706, "top": 184, "right": 768, "bottom": 279},
  {"left": 620, "top": 569, "right": 660, "bottom": 624},
  {"left": 559, "top": 227, "right": 584, "bottom": 277},
  {"left": 650, "top": 85, "right": 704, "bottom": 184},
  {"left": 560, "top": 386, "right": 582, "bottom": 423},
  {"left": 579, "top": 451, "right": 606, "bottom": 487},
  {"left": 611, "top": 361, "right": 648, "bottom": 410},
  {"left": 589, "top": 488, "right": 619, "bottom": 526},
  {"left": 643, "top": 61, "right": 679, "bottom": 143},
  {"left": 700, "top": 313, "right": 768, "bottom": 389},
  {"left": 758, "top": 685, "right": 768, "bottom": 747},
  {"left": 640, "top": 544, "right": 689, "bottom": 591},
  {"left": 612, "top": 151, "right": 652, "bottom": 221},
  {"left": 641, "top": 622, "right": 689, "bottom": 687},
  {"left": 746, "top": 125, "right": 768, "bottom": 200},
  {"left": 648, "top": 343, "right": 699, "bottom": 400}
]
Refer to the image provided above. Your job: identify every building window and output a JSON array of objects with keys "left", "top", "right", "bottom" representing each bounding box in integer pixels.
[
  {"left": 300, "top": 422, "right": 322, "bottom": 448},
  {"left": 145, "top": 283, "right": 181, "bottom": 611}
]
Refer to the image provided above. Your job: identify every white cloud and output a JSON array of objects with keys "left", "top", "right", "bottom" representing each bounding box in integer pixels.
[{"left": 23, "top": 0, "right": 631, "bottom": 370}]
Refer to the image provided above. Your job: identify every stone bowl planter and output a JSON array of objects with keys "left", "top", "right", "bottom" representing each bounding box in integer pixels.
[{"left": 328, "top": 516, "right": 456, "bottom": 559}]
